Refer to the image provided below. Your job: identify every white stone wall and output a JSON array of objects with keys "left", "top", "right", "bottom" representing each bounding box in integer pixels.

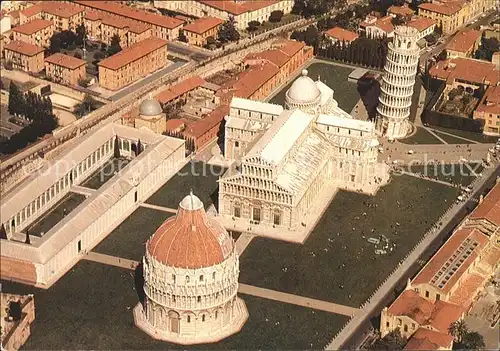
[{"left": 376, "top": 26, "right": 420, "bottom": 140}]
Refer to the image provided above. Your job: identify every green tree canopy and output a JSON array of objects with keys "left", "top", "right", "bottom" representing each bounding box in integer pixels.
[
  {"left": 371, "top": 328, "right": 407, "bottom": 350},
  {"left": 218, "top": 18, "right": 240, "bottom": 43},
  {"left": 107, "top": 34, "right": 122, "bottom": 56}
]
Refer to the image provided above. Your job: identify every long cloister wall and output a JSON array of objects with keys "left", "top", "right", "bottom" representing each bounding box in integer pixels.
[{"left": 0, "top": 124, "right": 186, "bottom": 287}]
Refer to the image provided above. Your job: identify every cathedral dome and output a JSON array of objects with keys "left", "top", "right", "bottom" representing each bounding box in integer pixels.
[
  {"left": 286, "top": 69, "right": 321, "bottom": 105},
  {"left": 139, "top": 97, "right": 162, "bottom": 117},
  {"left": 146, "top": 192, "right": 234, "bottom": 269}
]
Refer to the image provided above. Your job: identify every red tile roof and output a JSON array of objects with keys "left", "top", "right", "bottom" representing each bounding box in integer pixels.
[
  {"left": 6, "top": 10, "right": 20, "bottom": 20},
  {"left": 404, "top": 328, "right": 454, "bottom": 350},
  {"left": 412, "top": 228, "right": 488, "bottom": 292},
  {"left": 155, "top": 76, "right": 206, "bottom": 104},
  {"left": 183, "top": 16, "right": 224, "bottom": 34},
  {"left": 388, "top": 5, "right": 415, "bottom": 17},
  {"left": 45, "top": 53, "right": 86, "bottom": 70},
  {"left": 41, "top": 1, "right": 84, "bottom": 18},
  {"left": 244, "top": 49, "right": 290, "bottom": 68},
  {"left": 325, "top": 26, "right": 359, "bottom": 42},
  {"left": 12, "top": 18, "right": 52, "bottom": 35},
  {"left": 4, "top": 40, "right": 44, "bottom": 56},
  {"left": 468, "top": 183, "right": 500, "bottom": 226},
  {"left": 272, "top": 38, "right": 305, "bottom": 57},
  {"left": 165, "top": 119, "right": 185, "bottom": 132},
  {"left": 361, "top": 15, "right": 394, "bottom": 34},
  {"left": 429, "top": 57, "right": 500, "bottom": 86},
  {"left": 146, "top": 199, "right": 233, "bottom": 269},
  {"left": 407, "top": 17, "right": 436, "bottom": 32},
  {"left": 98, "top": 37, "right": 167, "bottom": 70},
  {"left": 419, "top": 1, "right": 463, "bottom": 16},
  {"left": 388, "top": 290, "right": 463, "bottom": 332},
  {"left": 198, "top": 0, "right": 279, "bottom": 15},
  {"left": 475, "top": 88, "right": 500, "bottom": 116},
  {"left": 185, "top": 104, "right": 229, "bottom": 138},
  {"left": 20, "top": 3, "right": 42, "bottom": 18},
  {"left": 446, "top": 29, "right": 482, "bottom": 53},
  {"left": 74, "top": 1, "right": 184, "bottom": 29},
  {"left": 97, "top": 12, "right": 151, "bottom": 34}
]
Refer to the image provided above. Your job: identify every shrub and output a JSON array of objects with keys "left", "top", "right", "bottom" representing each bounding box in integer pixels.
[
  {"left": 93, "top": 51, "right": 105, "bottom": 60},
  {"left": 247, "top": 20, "right": 261, "bottom": 31},
  {"left": 78, "top": 77, "right": 92, "bottom": 88},
  {"left": 269, "top": 10, "right": 283, "bottom": 22},
  {"left": 74, "top": 51, "right": 83, "bottom": 59}
]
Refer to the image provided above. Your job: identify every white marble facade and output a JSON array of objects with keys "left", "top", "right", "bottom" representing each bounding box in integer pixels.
[{"left": 219, "top": 70, "right": 389, "bottom": 232}]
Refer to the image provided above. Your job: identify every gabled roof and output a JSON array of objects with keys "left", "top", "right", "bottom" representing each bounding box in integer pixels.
[
  {"left": 12, "top": 18, "right": 52, "bottom": 35},
  {"left": 429, "top": 57, "right": 500, "bottom": 86},
  {"left": 468, "top": 183, "right": 500, "bottom": 226},
  {"left": 98, "top": 37, "right": 167, "bottom": 70},
  {"left": 183, "top": 16, "right": 224, "bottom": 34},
  {"left": 446, "top": 29, "right": 482, "bottom": 53},
  {"left": 4, "top": 40, "right": 44, "bottom": 56},
  {"left": 404, "top": 328, "right": 454, "bottom": 350},
  {"left": 325, "top": 26, "right": 359, "bottom": 42},
  {"left": 45, "top": 53, "right": 86, "bottom": 70},
  {"left": 419, "top": 1, "right": 463, "bottom": 16},
  {"left": 155, "top": 76, "right": 206, "bottom": 104},
  {"left": 407, "top": 17, "right": 436, "bottom": 32}
]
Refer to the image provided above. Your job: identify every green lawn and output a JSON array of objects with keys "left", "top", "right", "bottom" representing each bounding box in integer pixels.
[
  {"left": 24, "top": 193, "right": 87, "bottom": 237},
  {"left": 93, "top": 207, "right": 173, "bottom": 261},
  {"left": 239, "top": 175, "right": 460, "bottom": 307},
  {"left": 432, "top": 126, "right": 498, "bottom": 144},
  {"left": 399, "top": 127, "right": 442, "bottom": 145},
  {"left": 81, "top": 157, "right": 130, "bottom": 190},
  {"left": 146, "top": 161, "right": 225, "bottom": 210},
  {"left": 269, "top": 61, "right": 360, "bottom": 112},
  {"left": 1, "top": 261, "right": 348, "bottom": 350},
  {"left": 404, "top": 163, "right": 483, "bottom": 186}
]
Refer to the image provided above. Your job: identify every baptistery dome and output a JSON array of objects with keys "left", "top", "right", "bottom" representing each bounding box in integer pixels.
[
  {"left": 134, "top": 192, "right": 248, "bottom": 345},
  {"left": 285, "top": 69, "right": 321, "bottom": 111},
  {"left": 139, "top": 96, "right": 162, "bottom": 117}
]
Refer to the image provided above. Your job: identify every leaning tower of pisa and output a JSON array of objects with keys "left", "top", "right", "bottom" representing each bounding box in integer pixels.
[{"left": 376, "top": 26, "right": 420, "bottom": 140}]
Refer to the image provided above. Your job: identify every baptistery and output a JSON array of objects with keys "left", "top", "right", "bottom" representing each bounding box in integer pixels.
[{"left": 133, "top": 192, "right": 248, "bottom": 344}]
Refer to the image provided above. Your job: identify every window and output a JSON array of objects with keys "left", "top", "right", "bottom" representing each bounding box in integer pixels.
[
  {"left": 215, "top": 311, "right": 218, "bottom": 319},
  {"left": 187, "top": 315, "right": 191, "bottom": 323},
  {"left": 411, "top": 323, "right": 415, "bottom": 329},
  {"left": 234, "top": 205, "right": 241, "bottom": 218},
  {"left": 186, "top": 275, "right": 190, "bottom": 283},
  {"left": 404, "top": 325, "right": 408, "bottom": 332},
  {"left": 436, "top": 293, "right": 441, "bottom": 301},
  {"left": 235, "top": 141, "right": 239, "bottom": 148},
  {"left": 386, "top": 322, "right": 390, "bottom": 328},
  {"left": 134, "top": 191, "right": 138, "bottom": 203},
  {"left": 273, "top": 210, "right": 281, "bottom": 225},
  {"left": 200, "top": 275, "right": 204, "bottom": 282},
  {"left": 202, "top": 314, "right": 205, "bottom": 322},
  {"left": 350, "top": 175, "right": 355, "bottom": 182},
  {"left": 172, "top": 274, "right": 176, "bottom": 283},
  {"left": 78, "top": 240, "right": 82, "bottom": 253},
  {"left": 197, "top": 296, "right": 201, "bottom": 303},
  {"left": 252, "top": 207, "right": 261, "bottom": 222},
  {"left": 397, "top": 318, "right": 402, "bottom": 326},
  {"left": 212, "top": 272, "right": 216, "bottom": 280},
  {"left": 425, "top": 290, "right": 429, "bottom": 298}
]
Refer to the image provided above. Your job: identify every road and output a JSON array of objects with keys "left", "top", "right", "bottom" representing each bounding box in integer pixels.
[
  {"left": 108, "top": 60, "right": 191, "bottom": 101},
  {"left": 167, "top": 41, "right": 214, "bottom": 61}
]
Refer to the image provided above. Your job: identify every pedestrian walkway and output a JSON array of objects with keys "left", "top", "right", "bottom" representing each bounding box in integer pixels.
[
  {"left": 238, "top": 283, "right": 359, "bottom": 317},
  {"left": 397, "top": 170, "right": 457, "bottom": 188},
  {"left": 424, "top": 127, "right": 448, "bottom": 144},
  {"left": 139, "top": 203, "right": 177, "bottom": 214},
  {"left": 84, "top": 251, "right": 359, "bottom": 317},
  {"left": 71, "top": 185, "right": 95, "bottom": 196},
  {"left": 235, "top": 233, "right": 255, "bottom": 255},
  {"left": 429, "top": 128, "right": 479, "bottom": 144},
  {"left": 83, "top": 251, "right": 139, "bottom": 270}
]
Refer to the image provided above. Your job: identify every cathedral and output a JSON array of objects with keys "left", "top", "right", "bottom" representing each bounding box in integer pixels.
[{"left": 218, "top": 69, "right": 390, "bottom": 235}]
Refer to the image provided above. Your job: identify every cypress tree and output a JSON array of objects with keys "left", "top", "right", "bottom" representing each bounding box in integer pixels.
[{"left": 8, "top": 82, "right": 22, "bottom": 116}]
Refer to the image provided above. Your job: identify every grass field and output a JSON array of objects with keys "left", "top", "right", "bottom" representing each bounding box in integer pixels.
[
  {"left": 93, "top": 207, "right": 173, "bottom": 261},
  {"left": 146, "top": 161, "right": 225, "bottom": 210},
  {"left": 239, "top": 175, "right": 460, "bottom": 307},
  {"left": 399, "top": 127, "right": 442, "bottom": 145},
  {"left": 0, "top": 261, "right": 349, "bottom": 350},
  {"left": 24, "top": 193, "right": 86, "bottom": 237},
  {"left": 404, "top": 163, "right": 483, "bottom": 186},
  {"left": 81, "top": 157, "right": 130, "bottom": 189},
  {"left": 269, "top": 61, "right": 360, "bottom": 113}
]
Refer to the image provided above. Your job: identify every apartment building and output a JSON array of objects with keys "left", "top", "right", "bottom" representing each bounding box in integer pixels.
[
  {"left": 73, "top": 1, "right": 184, "bottom": 41},
  {"left": 445, "top": 29, "right": 483, "bottom": 58},
  {"left": 360, "top": 15, "right": 394, "bottom": 38},
  {"left": 154, "top": 0, "right": 294, "bottom": 30},
  {"left": 18, "top": 1, "right": 84, "bottom": 31},
  {"left": 473, "top": 86, "right": 500, "bottom": 135},
  {"left": 45, "top": 53, "right": 87, "bottom": 86},
  {"left": 182, "top": 17, "right": 223, "bottom": 46},
  {"left": 4, "top": 40, "right": 44, "bottom": 73},
  {"left": 429, "top": 57, "right": 500, "bottom": 89},
  {"left": 418, "top": 0, "right": 495, "bottom": 35},
  {"left": 12, "top": 19, "right": 54, "bottom": 47},
  {"left": 98, "top": 37, "right": 168, "bottom": 91},
  {"left": 84, "top": 11, "right": 152, "bottom": 47},
  {"left": 407, "top": 17, "right": 437, "bottom": 40}
]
